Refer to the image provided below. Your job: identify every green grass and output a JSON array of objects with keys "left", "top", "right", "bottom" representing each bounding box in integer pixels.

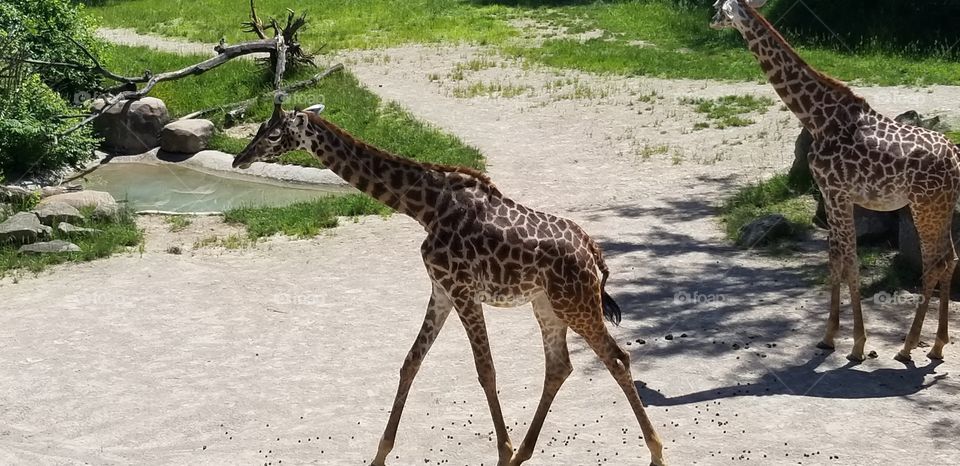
[
  {"left": 720, "top": 174, "right": 817, "bottom": 244},
  {"left": 224, "top": 195, "right": 391, "bottom": 239},
  {"left": 89, "top": 0, "right": 516, "bottom": 50},
  {"left": 164, "top": 215, "right": 191, "bottom": 232},
  {"left": 947, "top": 131, "right": 960, "bottom": 145},
  {"left": 89, "top": 1, "right": 960, "bottom": 85},
  {"left": 683, "top": 95, "right": 774, "bottom": 129},
  {"left": 0, "top": 207, "right": 143, "bottom": 275},
  {"left": 102, "top": 45, "right": 484, "bottom": 170}
]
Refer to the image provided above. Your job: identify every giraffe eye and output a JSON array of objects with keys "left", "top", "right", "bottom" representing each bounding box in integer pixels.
[{"left": 266, "top": 130, "right": 282, "bottom": 142}]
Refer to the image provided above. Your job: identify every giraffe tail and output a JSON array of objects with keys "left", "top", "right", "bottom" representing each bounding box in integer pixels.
[{"left": 591, "top": 240, "right": 623, "bottom": 326}]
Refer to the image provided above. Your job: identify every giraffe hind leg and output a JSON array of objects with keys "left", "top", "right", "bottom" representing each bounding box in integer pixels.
[
  {"left": 897, "top": 203, "right": 957, "bottom": 361},
  {"left": 568, "top": 309, "right": 665, "bottom": 466},
  {"left": 509, "top": 296, "right": 572, "bottom": 466}
]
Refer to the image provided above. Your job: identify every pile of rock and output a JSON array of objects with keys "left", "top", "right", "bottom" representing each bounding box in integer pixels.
[
  {"left": 91, "top": 97, "right": 215, "bottom": 155},
  {"left": 0, "top": 190, "right": 118, "bottom": 254}
]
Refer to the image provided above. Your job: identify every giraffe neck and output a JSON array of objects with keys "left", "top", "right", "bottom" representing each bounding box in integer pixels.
[
  {"left": 300, "top": 114, "right": 444, "bottom": 226},
  {"left": 734, "top": 4, "right": 867, "bottom": 136}
]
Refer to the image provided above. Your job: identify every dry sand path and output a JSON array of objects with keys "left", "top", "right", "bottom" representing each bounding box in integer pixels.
[{"left": 0, "top": 31, "right": 958, "bottom": 465}]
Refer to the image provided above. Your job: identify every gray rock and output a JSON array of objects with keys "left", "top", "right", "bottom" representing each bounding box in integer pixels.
[
  {"left": 92, "top": 97, "right": 170, "bottom": 154},
  {"left": 57, "top": 222, "right": 101, "bottom": 236},
  {"left": 161, "top": 119, "right": 215, "bottom": 153},
  {"left": 19, "top": 240, "right": 81, "bottom": 254},
  {"left": 39, "top": 191, "right": 120, "bottom": 220},
  {"left": 33, "top": 201, "right": 84, "bottom": 226},
  {"left": 0, "top": 212, "right": 47, "bottom": 244},
  {"left": 737, "top": 214, "right": 792, "bottom": 248},
  {"left": 898, "top": 204, "right": 960, "bottom": 286}
]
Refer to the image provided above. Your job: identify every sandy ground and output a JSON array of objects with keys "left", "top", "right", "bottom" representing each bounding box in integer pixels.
[{"left": 2, "top": 32, "right": 960, "bottom": 465}]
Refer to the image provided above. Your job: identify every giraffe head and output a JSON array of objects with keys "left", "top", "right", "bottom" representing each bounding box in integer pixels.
[
  {"left": 710, "top": 0, "right": 766, "bottom": 30},
  {"left": 232, "top": 97, "right": 325, "bottom": 169}
]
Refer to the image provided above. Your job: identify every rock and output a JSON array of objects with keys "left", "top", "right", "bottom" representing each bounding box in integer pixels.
[
  {"left": 57, "top": 222, "right": 101, "bottom": 236},
  {"left": 39, "top": 191, "right": 120, "bottom": 220},
  {"left": 898, "top": 204, "right": 960, "bottom": 286},
  {"left": 787, "top": 128, "right": 815, "bottom": 191},
  {"left": 92, "top": 97, "right": 170, "bottom": 154},
  {"left": 737, "top": 214, "right": 792, "bottom": 248},
  {"left": 0, "top": 212, "right": 47, "bottom": 244},
  {"left": 32, "top": 201, "right": 84, "bottom": 226},
  {"left": 19, "top": 240, "right": 81, "bottom": 254},
  {"left": 161, "top": 119, "right": 215, "bottom": 153}
]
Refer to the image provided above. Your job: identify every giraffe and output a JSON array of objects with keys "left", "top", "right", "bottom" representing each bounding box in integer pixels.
[
  {"left": 232, "top": 99, "right": 666, "bottom": 466},
  {"left": 712, "top": 0, "right": 960, "bottom": 362}
]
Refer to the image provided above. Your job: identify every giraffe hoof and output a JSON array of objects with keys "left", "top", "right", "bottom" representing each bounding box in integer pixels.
[
  {"left": 846, "top": 352, "right": 866, "bottom": 363},
  {"left": 893, "top": 351, "right": 913, "bottom": 363},
  {"left": 816, "top": 341, "right": 835, "bottom": 350},
  {"left": 927, "top": 350, "right": 944, "bottom": 360}
]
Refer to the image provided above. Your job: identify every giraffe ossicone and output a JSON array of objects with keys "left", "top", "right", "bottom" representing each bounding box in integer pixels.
[
  {"left": 716, "top": 0, "right": 959, "bottom": 362},
  {"left": 232, "top": 101, "right": 667, "bottom": 466}
]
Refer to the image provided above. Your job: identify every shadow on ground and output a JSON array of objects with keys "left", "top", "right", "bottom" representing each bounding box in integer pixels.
[{"left": 637, "top": 352, "right": 949, "bottom": 405}]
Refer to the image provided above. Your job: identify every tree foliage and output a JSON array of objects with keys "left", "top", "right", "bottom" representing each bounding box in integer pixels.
[
  {"left": 0, "top": 0, "right": 104, "bottom": 98},
  {"left": 0, "top": 75, "right": 98, "bottom": 178}
]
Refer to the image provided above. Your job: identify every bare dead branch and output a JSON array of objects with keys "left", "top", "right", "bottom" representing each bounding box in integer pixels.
[{"left": 176, "top": 63, "right": 344, "bottom": 121}]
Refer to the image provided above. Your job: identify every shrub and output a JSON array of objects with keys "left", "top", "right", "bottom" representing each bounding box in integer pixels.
[
  {"left": 0, "top": 75, "right": 98, "bottom": 178},
  {"left": 0, "top": 0, "right": 104, "bottom": 98}
]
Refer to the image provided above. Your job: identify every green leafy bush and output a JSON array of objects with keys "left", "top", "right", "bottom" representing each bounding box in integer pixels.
[
  {"left": 0, "top": 0, "right": 104, "bottom": 98},
  {"left": 0, "top": 75, "right": 98, "bottom": 178}
]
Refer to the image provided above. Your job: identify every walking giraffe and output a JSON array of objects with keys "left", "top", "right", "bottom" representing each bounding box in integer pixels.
[
  {"left": 712, "top": 0, "right": 960, "bottom": 361},
  {"left": 232, "top": 100, "right": 666, "bottom": 466}
]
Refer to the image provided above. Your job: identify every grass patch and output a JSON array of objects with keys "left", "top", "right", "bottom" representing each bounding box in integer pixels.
[
  {"left": 859, "top": 248, "right": 919, "bottom": 295},
  {"left": 89, "top": 1, "right": 960, "bottom": 86},
  {"left": 164, "top": 215, "right": 191, "bottom": 232},
  {"left": 720, "top": 174, "right": 817, "bottom": 244},
  {"left": 89, "top": 0, "right": 517, "bottom": 51},
  {"left": 452, "top": 81, "right": 532, "bottom": 98},
  {"left": 0, "top": 207, "right": 143, "bottom": 276},
  {"left": 192, "top": 233, "right": 252, "bottom": 250},
  {"left": 224, "top": 195, "right": 391, "bottom": 240},
  {"left": 683, "top": 95, "right": 774, "bottom": 129},
  {"left": 103, "top": 45, "right": 484, "bottom": 170},
  {"left": 947, "top": 131, "right": 960, "bottom": 145}
]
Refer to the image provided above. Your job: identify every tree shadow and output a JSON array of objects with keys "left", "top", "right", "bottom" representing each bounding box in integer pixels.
[{"left": 637, "top": 352, "right": 948, "bottom": 406}]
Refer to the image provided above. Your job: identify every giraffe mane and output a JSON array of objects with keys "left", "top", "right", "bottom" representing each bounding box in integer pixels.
[
  {"left": 302, "top": 112, "right": 499, "bottom": 193},
  {"left": 741, "top": 1, "right": 865, "bottom": 104}
]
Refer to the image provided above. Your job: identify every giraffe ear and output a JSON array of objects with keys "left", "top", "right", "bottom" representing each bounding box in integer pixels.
[{"left": 303, "top": 103, "right": 326, "bottom": 115}]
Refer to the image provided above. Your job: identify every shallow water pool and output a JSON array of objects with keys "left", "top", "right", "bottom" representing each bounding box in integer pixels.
[{"left": 82, "top": 163, "right": 351, "bottom": 212}]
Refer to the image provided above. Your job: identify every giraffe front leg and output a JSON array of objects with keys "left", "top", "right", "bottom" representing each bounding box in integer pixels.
[
  {"left": 372, "top": 286, "right": 452, "bottom": 466},
  {"left": 817, "top": 193, "right": 865, "bottom": 360},
  {"left": 455, "top": 300, "right": 514, "bottom": 465}
]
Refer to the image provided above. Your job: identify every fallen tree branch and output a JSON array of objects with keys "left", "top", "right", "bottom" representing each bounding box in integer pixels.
[{"left": 176, "top": 62, "right": 344, "bottom": 121}]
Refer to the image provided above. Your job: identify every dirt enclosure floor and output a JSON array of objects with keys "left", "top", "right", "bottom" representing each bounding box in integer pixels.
[{"left": 1, "top": 43, "right": 959, "bottom": 465}]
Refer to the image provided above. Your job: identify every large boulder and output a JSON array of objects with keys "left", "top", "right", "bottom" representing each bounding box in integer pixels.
[
  {"left": 92, "top": 97, "right": 170, "bottom": 154},
  {"left": 161, "top": 119, "right": 215, "bottom": 153},
  {"left": 39, "top": 191, "right": 119, "bottom": 220},
  {"left": 0, "top": 212, "right": 48, "bottom": 244},
  {"left": 33, "top": 201, "right": 84, "bottom": 226},
  {"left": 19, "top": 240, "right": 81, "bottom": 254}
]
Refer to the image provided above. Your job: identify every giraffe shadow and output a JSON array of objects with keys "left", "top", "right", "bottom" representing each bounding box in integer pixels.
[{"left": 635, "top": 352, "right": 947, "bottom": 406}]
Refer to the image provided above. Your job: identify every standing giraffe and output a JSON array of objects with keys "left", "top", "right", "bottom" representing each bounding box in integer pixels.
[
  {"left": 232, "top": 100, "right": 666, "bottom": 466},
  {"left": 712, "top": 0, "right": 960, "bottom": 362}
]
